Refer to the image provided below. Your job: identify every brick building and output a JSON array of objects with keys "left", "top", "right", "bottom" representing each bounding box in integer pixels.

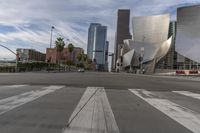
[
  {"left": 46, "top": 47, "right": 84, "bottom": 64},
  {"left": 16, "top": 48, "right": 46, "bottom": 62}
]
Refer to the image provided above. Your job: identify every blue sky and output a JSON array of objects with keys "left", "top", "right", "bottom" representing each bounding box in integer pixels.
[{"left": 0, "top": 0, "right": 199, "bottom": 60}]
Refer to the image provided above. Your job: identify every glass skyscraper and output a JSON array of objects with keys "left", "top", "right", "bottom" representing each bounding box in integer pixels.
[
  {"left": 87, "top": 23, "right": 101, "bottom": 60},
  {"left": 87, "top": 23, "right": 108, "bottom": 71}
]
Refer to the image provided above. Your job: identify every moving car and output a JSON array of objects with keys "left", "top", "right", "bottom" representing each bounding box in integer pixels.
[{"left": 78, "top": 68, "right": 85, "bottom": 72}]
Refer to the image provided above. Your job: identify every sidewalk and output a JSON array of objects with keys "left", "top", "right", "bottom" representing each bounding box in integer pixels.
[{"left": 109, "top": 71, "right": 200, "bottom": 82}]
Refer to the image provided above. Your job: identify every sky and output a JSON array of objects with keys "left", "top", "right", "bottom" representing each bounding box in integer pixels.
[{"left": 0, "top": 0, "right": 199, "bottom": 60}]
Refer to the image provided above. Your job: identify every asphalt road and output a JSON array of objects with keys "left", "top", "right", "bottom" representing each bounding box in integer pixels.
[
  {"left": 0, "top": 72, "right": 199, "bottom": 133},
  {"left": 0, "top": 72, "right": 200, "bottom": 91}
]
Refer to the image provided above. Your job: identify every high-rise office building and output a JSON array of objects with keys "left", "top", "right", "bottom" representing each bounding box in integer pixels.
[
  {"left": 87, "top": 23, "right": 101, "bottom": 60},
  {"left": 114, "top": 9, "right": 132, "bottom": 69},
  {"left": 87, "top": 23, "right": 108, "bottom": 71},
  {"left": 93, "top": 25, "right": 107, "bottom": 70}
]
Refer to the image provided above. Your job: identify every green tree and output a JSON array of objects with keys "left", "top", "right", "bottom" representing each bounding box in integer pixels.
[
  {"left": 83, "top": 54, "right": 87, "bottom": 62},
  {"left": 55, "top": 37, "right": 65, "bottom": 72},
  {"left": 66, "top": 60, "right": 74, "bottom": 71},
  {"left": 76, "top": 53, "right": 83, "bottom": 63},
  {"left": 87, "top": 59, "right": 92, "bottom": 64}
]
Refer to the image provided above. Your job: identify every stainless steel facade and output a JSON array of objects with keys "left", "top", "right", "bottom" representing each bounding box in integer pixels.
[
  {"left": 176, "top": 5, "right": 200, "bottom": 63},
  {"left": 123, "top": 38, "right": 172, "bottom": 67},
  {"left": 132, "top": 14, "right": 170, "bottom": 45},
  {"left": 157, "top": 21, "right": 177, "bottom": 69},
  {"left": 122, "top": 14, "right": 171, "bottom": 73}
]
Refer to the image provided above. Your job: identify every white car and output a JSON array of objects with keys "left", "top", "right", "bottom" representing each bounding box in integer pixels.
[{"left": 78, "top": 68, "right": 85, "bottom": 72}]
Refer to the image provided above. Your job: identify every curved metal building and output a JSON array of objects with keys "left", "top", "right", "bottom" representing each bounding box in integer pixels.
[
  {"left": 121, "top": 14, "right": 171, "bottom": 73},
  {"left": 123, "top": 37, "right": 172, "bottom": 67},
  {"left": 132, "top": 14, "right": 170, "bottom": 45},
  {"left": 176, "top": 5, "right": 200, "bottom": 63}
]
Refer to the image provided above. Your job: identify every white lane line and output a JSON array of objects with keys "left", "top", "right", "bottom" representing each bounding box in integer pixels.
[
  {"left": 129, "top": 89, "right": 200, "bottom": 133},
  {"left": 173, "top": 91, "right": 200, "bottom": 100},
  {"left": 63, "top": 87, "right": 120, "bottom": 133},
  {"left": 1, "top": 85, "right": 28, "bottom": 88},
  {"left": 0, "top": 85, "right": 64, "bottom": 115}
]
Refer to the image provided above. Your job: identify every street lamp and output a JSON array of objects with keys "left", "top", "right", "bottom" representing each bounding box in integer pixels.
[
  {"left": 65, "top": 39, "right": 70, "bottom": 45},
  {"left": 50, "top": 26, "right": 55, "bottom": 48},
  {"left": 140, "top": 47, "right": 144, "bottom": 74}
]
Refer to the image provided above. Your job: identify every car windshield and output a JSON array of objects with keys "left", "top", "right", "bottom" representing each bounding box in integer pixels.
[{"left": 0, "top": 1, "right": 200, "bottom": 133}]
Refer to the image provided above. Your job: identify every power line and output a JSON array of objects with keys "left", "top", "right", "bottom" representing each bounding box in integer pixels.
[
  {"left": 53, "top": 28, "right": 70, "bottom": 41},
  {"left": 53, "top": 27, "right": 86, "bottom": 45}
]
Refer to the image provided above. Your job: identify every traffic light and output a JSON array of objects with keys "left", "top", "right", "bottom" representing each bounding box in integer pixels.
[{"left": 16, "top": 53, "right": 20, "bottom": 61}]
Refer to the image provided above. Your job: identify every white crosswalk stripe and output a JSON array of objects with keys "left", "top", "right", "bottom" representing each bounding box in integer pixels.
[
  {"left": 129, "top": 89, "right": 200, "bottom": 133},
  {"left": 0, "top": 85, "right": 28, "bottom": 89},
  {"left": 4, "top": 85, "right": 28, "bottom": 88},
  {"left": 1, "top": 84, "right": 200, "bottom": 132},
  {"left": 173, "top": 91, "right": 200, "bottom": 100},
  {"left": 0, "top": 85, "right": 64, "bottom": 115},
  {"left": 62, "top": 87, "right": 120, "bottom": 133}
]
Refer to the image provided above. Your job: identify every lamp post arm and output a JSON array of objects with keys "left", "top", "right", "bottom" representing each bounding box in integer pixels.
[
  {"left": 0, "top": 44, "right": 18, "bottom": 72},
  {"left": 0, "top": 44, "right": 16, "bottom": 55}
]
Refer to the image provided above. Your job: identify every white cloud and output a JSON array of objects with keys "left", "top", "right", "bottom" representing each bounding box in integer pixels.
[{"left": 0, "top": 0, "right": 199, "bottom": 59}]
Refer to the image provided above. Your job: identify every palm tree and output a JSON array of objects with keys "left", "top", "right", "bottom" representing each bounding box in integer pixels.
[
  {"left": 68, "top": 43, "right": 74, "bottom": 61},
  {"left": 67, "top": 43, "right": 74, "bottom": 71},
  {"left": 55, "top": 37, "right": 65, "bottom": 72},
  {"left": 83, "top": 54, "right": 87, "bottom": 62}
]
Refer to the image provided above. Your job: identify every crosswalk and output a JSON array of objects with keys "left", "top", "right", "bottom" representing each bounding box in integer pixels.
[
  {"left": 0, "top": 85, "right": 199, "bottom": 133},
  {"left": 0, "top": 85, "right": 64, "bottom": 115},
  {"left": 62, "top": 87, "right": 120, "bottom": 133},
  {"left": 173, "top": 91, "right": 200, "bottom": 100},
  {"left": 129, "top": 89, "right": 200, "bottom": 133}
]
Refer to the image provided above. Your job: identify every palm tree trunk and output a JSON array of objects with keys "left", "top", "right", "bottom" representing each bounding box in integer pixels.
[
  {"left": 69, "top": 52, "right": 72, "bottom": 72},
  {"left": 59, "top": 51, "right": 61, "bottom": 72},
  {"left": 59, "top": 61, "right": 60, "bottom": 72}
]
